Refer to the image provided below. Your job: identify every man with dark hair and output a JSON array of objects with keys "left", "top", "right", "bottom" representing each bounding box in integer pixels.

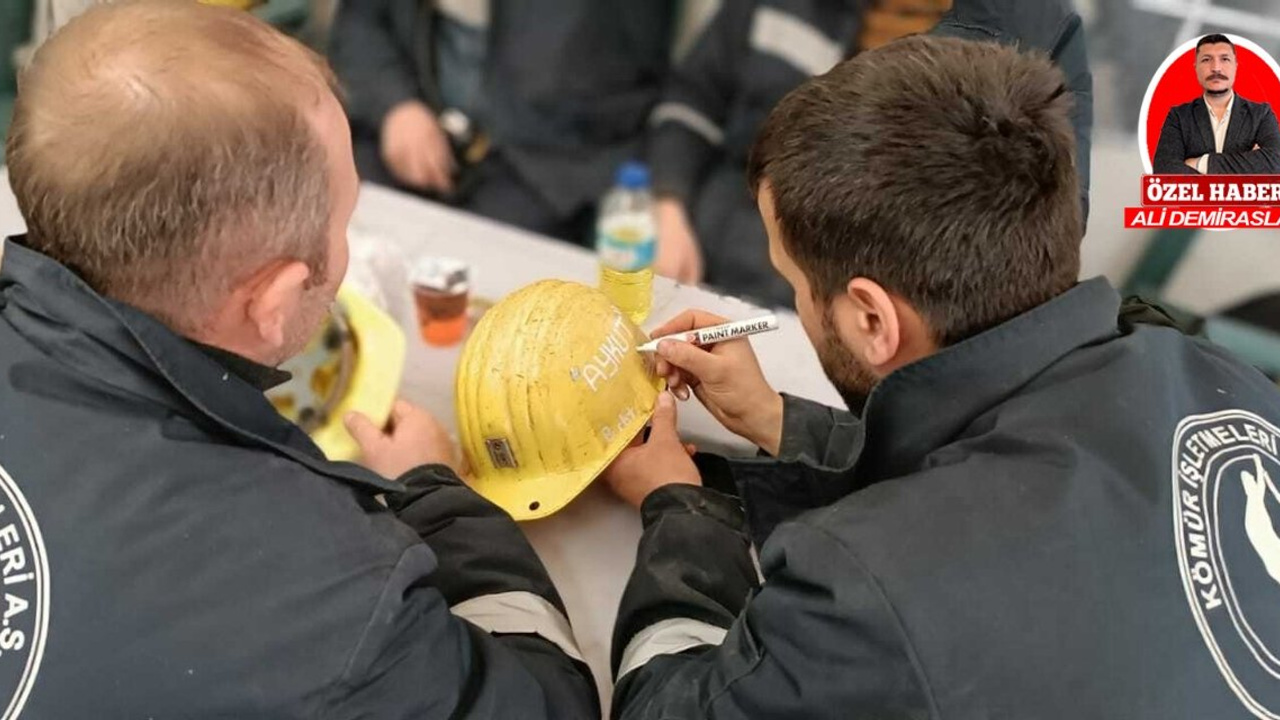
[
  {"left": 604, "top": 35, "right": 1280, "bottom": 718},
  {"left": 648, "top": 0, "right": 1091, "bottom": 308},
  {"left": 0, "top": 2, "right": 596, "bottom": 716},
  {"left": 1154, "top": 33, "right": 1280, "bottom": 174}
]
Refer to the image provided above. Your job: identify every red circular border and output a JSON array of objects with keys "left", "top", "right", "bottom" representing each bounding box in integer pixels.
[{"left": 1144, "top": 44, "right": 1280, "bottom": 167}]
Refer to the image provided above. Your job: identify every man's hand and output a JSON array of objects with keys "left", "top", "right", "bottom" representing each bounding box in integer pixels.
[
  {"left": 345, "top": 399, "right": 457, "bottom": 479},
  {"left": 380, "top": 101, "right": 456, "bottom": 194},
  {"left": 1185, "top": 157, "right": 1201, "bottom": 171},
  {"left": 602, "top": 392, "right": 701, "bottom": 508},
  {"left": 654, "top": 198, "right": 704, "bottom": 285},
  {"left": 651, "top": 309, "right": 785, "bottom": 455}
]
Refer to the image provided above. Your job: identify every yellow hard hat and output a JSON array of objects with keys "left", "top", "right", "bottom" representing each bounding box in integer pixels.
[
  {"left": 455, "top": 280, "right": 663, "bottom": 521},
  {"left": 268, "top": 285, "right": 406, "bottom": 461}
]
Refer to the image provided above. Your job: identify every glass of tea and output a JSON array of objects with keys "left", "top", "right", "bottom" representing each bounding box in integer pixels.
[{"left": 411, "top": 257, "right": 471, "bottom": 347}]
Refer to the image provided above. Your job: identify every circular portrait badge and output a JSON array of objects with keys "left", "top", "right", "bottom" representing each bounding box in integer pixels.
[{"left": 1139, "top": 35, "right": 1280, "bottom": 174}]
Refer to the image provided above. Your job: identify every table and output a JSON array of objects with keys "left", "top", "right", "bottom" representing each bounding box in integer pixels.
[{"left": 0, "top": 173, "right": 842, "bottom": 708}]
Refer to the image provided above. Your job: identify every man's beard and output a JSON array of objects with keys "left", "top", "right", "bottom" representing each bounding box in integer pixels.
[
  {"left": 816, "top": 305, "right": 879, "bottom": 416},
  {"left": 1206, "top": 87, "right": 1232, "bottom": 96},
  {"left": 271, "top": 283, "right": 339, "bottom": 367}
]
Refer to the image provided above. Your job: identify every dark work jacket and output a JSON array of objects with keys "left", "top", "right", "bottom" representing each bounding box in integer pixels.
[
  {"left": 329, "top": 0, "right": 676, "bottom": 218},
  {"left": 650, "top": 0, "right": 1093, "bottom": 220},
  {"left": 1152, "top": 94, "right": 1280, "bottom": 175},
  {"left": 610, "top": 277, "right": 1280, "bottom": 718},
  {"left": 0, "top": 239, "right": 597, "bottom": 718}
]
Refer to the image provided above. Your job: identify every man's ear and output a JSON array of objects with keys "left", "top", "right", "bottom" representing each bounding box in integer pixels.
[
  {"left": 831, "top": 277, "right": 940, "bottom": 374},
  {"left": 831, "top": 278, "right": 902, "bottom": 369},
  {"left": 246, "top": 260, "right": 312, "bottom": 351}
]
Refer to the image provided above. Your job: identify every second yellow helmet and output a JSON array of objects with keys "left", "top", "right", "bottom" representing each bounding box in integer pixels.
[{"left": 455, "top": 280, "right": 663, "bottom": 521}]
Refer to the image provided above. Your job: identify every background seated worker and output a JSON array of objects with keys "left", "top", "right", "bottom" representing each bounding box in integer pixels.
[
  {"left": 328, "top": 0, "right": 676, "bottom": 245},
  {"left": 604, "top": 36, "right": 1280, "bottom": 719},
  {"left": 1153, "top": 33, "right": 1280, "bottom": 175},
  {"left": 649, "top": 0, "right": 1092, "bottom": 308},
  {"left": 0, "top": 2, "right": 596, "bottom": 716}
]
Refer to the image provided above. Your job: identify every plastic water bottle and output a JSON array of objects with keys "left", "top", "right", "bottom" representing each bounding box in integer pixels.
[{"left": 597, "top": 162, "right": 656, "bottom": 324}]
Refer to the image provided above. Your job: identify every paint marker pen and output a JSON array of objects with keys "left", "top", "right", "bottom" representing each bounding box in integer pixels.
[{"left": 637, "top": 314, "right": 779, "bottom": 353}]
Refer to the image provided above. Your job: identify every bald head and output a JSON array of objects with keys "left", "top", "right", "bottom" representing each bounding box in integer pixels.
[{"left": 6, "top": 0, "right": 346, "bottom": 336}]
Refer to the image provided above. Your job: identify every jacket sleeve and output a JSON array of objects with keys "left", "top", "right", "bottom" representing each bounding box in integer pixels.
[
  {"left": 325, "top": 466, "right": 599, "bottom": 719},
  {"left": 648, "top": 0, "right": 754, "bottom": 203},
  {"left": 1153, "top": 110, "right": 1201, "bottom": 175},
  {"left": 721, "top": 394, "right": 866, "bottom": 547},
  {"left": 610, "top": 485, "right": 933, "bottom": 719},
  {"left": 774, "top": 394, "right": 862, "bottom": 466},
  {"left": 328, "top": 0, "right": 424, "bottom": 134},
  {"left": 1206, "top": 104, "right": 1280, "bottom": 174}
]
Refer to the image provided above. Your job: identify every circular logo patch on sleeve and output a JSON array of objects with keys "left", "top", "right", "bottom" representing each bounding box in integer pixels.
[
  {"left": 0, "top": 464, "right": 50, "bottom": 719},
  {"left": 1173, "top": 410, "right": 1280, "bottom": 719}
]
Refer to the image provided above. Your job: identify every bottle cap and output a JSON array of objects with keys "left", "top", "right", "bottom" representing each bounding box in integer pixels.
[
  {"left": 439, "top": 108, "right": 473, "bottom": 143},
  {"left": 615, "top": 161, "right": 650, "bottom": 190}
]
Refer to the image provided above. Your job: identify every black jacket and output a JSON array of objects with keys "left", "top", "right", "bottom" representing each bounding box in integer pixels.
[
  {"left": 1152, "top": 93, "right": 1280, "bottom": 174},
  {"left": 329, "top": 0, "right": 675, "bottom": 218},
  {"left": 650, "top": 0, "right": 1093, "bottom": 219},
  {"left": 610, "top": 278, "right": 1280, "bottom": 718},
  {"left": 0, "top": 238, "right": 598, "bottom": 718}
]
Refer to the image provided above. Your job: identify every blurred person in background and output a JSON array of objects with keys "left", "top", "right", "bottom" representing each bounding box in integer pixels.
[
  {"left": 0, "top": 2, "right": 597, "bottom": 716},
  {"left": 330, "top": 0, "right": 676, "bottom": 245},
  {"left": 651, "top": 0, "right": 1091, "bottom": 308}
]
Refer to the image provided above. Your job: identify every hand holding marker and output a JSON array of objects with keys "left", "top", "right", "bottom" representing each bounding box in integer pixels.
[
  {"left": 637, "top": 315, "right": 779, "bottom": 353},
  {"left": 638, "top": 313, "right": 783, "bottom": 447}
]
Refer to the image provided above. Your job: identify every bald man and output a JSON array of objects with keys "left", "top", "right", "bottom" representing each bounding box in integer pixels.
[{"left": 0, "top": 2, "right": 596, "bottom": 717}]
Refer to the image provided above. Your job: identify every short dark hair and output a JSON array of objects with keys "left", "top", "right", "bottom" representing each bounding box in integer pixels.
[
  {"left": 747, "top": 35, "right": 1081, "bottom": 347},
  {"left": 1197, "top": 34, "right": 1235, "bottom": 55}
]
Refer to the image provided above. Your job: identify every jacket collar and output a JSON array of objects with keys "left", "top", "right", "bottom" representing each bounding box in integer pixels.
[
  {"left": 193, "top": 341, "right": 292, "bottom": 392},
  {"left": 855, "top": 277, "right": 1122, "bottom": 481},
  {"left": 0, "top": 237, "right": 402, "bottom": 495}
]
